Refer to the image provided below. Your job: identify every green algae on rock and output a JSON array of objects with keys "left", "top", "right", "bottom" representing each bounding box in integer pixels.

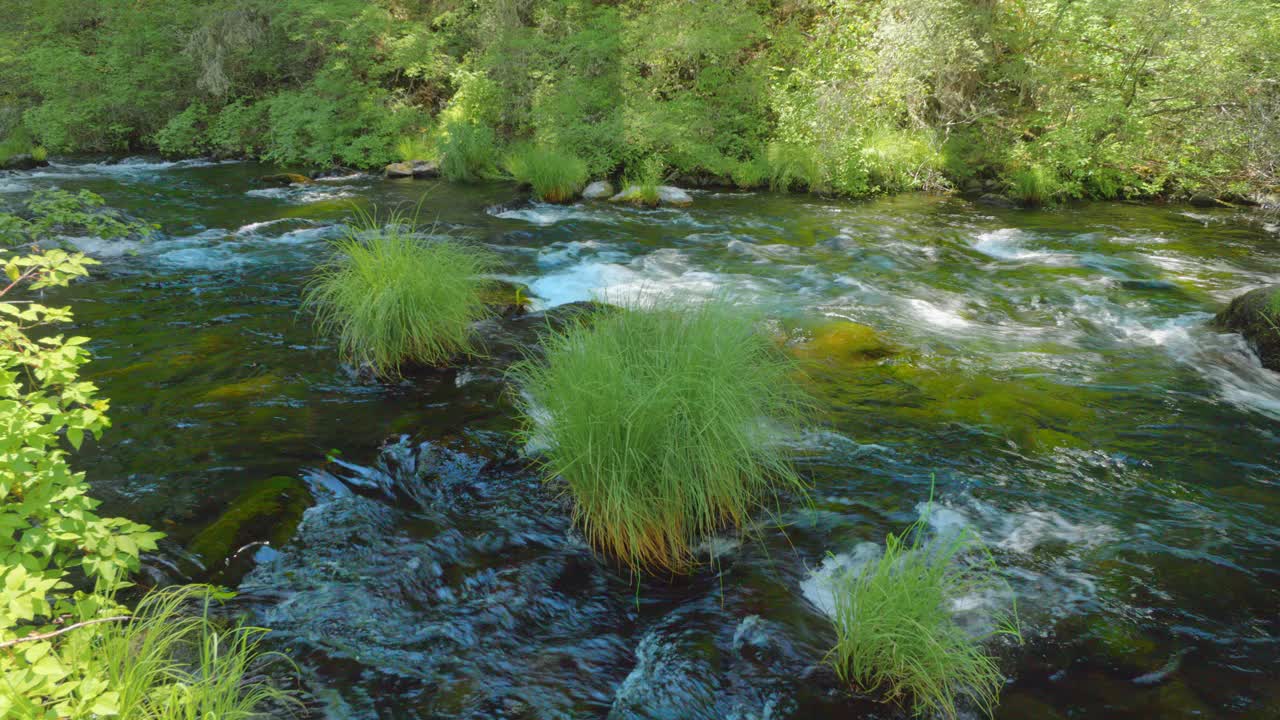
[
  {"left": 187, "top": 475, "right": 313, "bottom": 571},
  {"left": 1213, "top": 285, "right": 1280, "bottom": 371}
]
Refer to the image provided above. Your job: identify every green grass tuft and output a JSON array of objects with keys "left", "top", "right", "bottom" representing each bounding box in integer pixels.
[
  {"left": 503, "top": 144, "right": 589, "bottom": 203},
  {"left": 827, "top": 514, "right": 1022, "bottom": 719},
  {"left": 511, "top": 299, "right": 811, "bottom": 573},
  {"left": 303, "top": 210, "right": 496, "bottom": 376},
  {"left": 1006, "top": 164, "right": 1059, "bottom": 207},
  {"left": 436, "top": 120, "right": 500, "bottom": 182},
  {"left": 61, "top": 585, "right": 300, "bottom": 719},
  {"left": 619, "top": 155, "right": 665, "bottom": 206},
  {"left": 767, "top": 141, "right": 826, "bottom": 192},
  {"left": 395, "top": 132, "right": 435, "bottom": 162}
]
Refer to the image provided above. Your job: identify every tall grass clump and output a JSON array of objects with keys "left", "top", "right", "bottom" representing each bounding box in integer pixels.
[
  {"left": 33, "top": 585, "right": 300, "bottom": 719},
  {"left": 615, "top": 154, "right": 666, "bottom": 206},
  {"left": 827, "top": 515, "right": 1022, "bottom": 719},
  {"left": 1005, "top": 164, "right": 1059, "bottom": 207},
  {"left": 303, "top": 211, "right": 495, "bottom": 376},
  {"left": 767, "top": 141, "right": 826, "bottom": 192},
  {"left": 511, "top": 299, "right": 810, "bottom": 573},
  {"left": 436, "top": 120, "right": 500, "bottom": 182},
  {"left": 503, "top": 144, "right": 589, "bottom": 203},
  {"left": 395, "top": 132, "right": 435, "bottom": 162},
  {"left": 861, "top": 127, "right": 946, "bottom": 193}
]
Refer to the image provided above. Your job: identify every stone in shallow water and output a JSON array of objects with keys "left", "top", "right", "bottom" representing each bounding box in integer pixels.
[
  {"left": 187, "top": 475, "right": 312, "bottom": 577},
  {"left": 1213, "top": 284, "right": 1280, "bottom": 371},
  {"left": 582, "top": 180, "right": 614, "bottom": 200}
]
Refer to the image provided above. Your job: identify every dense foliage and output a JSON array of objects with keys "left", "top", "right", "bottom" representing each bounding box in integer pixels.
[
  {"left": 0, "top": 197, "right": 290, "bottom": 718},
  {"left": 511, "top": 300, "right": 809, "bottom": 573},
  {"left": 1, "top": 0, "right": 1275, "bottom": 200}
]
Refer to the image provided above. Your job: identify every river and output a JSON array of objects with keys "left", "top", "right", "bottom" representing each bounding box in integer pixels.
[{"left": 4, "top": 157, "right": 1278, "bottom": 719}]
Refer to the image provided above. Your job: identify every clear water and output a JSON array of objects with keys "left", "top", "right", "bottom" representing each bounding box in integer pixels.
[{"left": 5, "top": 158, "right": 1278, "bottom": 718}]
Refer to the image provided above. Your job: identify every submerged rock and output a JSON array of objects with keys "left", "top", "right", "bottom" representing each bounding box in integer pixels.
[
  {"left": 1, "top": 153, "right": 47, "bottom": 170},
  {"left": 384, "top": 161, "right": 413, "bottom": 179},
  {"left": 977, "top": 193, "right": 1018, "bottom": 209},
  {"left": 412, "top": 160, "right": 440, "bottom": 178},
  {"left": 1213, "top": 284, "right": 1280, "bottom": 371},
  {"left": 610, "top": 184, "right": 694, "bottom": 207},
  {"left": 187, "top": 475, "right": 312, "bottom": 577},
  {"left": 582, "top": 180, "right": 614, "bottom": 200},
  {"left": 791, "top": 321, "right": 894, "bottom": 366},
  {"left": 259, "top": 172, "right": 311, "bottom": 186}
]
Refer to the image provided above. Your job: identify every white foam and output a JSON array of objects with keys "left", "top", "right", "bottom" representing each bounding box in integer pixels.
[
  {"left": 907, "top": 298, "right": 971, "bottom": 328},
  {"left": 489, "top": 203, "right": 610, "bottom": 226},
  {"left": 971, "top": 228, "right": 1056, "bottom": 261},
  {"left": 245, "top": 185, "right": 356, "bottom": 204},
  {"left": 799, "top": 543, "right": 881, "bottom": 618}
]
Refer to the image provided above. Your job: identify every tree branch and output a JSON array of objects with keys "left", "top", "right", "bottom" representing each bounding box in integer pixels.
[{"left": 0, "top": 616, "right": 132, "bottom": 650}]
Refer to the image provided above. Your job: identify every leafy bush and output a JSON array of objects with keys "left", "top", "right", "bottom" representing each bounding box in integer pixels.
[
  {"left": 827, "top": 514, "right": 1021, "bottom": 719},
  {"left": 511, "top": 300, "right": 810, "bottom": 573},
  {"left": 436, "top": 120, "right": 500, "bottom": 183},
  {"left": 303, "top": 212, "right": 496, "bottom": 376},
  {"left": 503, "top": 144, "right": 589, "bottom": 203},
  {"left": 0, "top": 247, "right": 163, "bottom": 716},
  {"left": 1, "top": 190, "right": 151, "bottom": 247},
  {"left": 153, "top": 103, "right": 211, "bottom": 157}
]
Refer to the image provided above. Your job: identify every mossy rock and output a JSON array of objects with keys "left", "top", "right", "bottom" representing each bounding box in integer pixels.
[
  {"left": 792, "top": 320, "right": 895, "bottom": 366},
  {"left": 1213, "top": 284, "right": 1280, "bottom": 371},
  {"left": 258, "top": 172, "right": 312, "bottom": 186},
  {"left": 480, "top": 279, "right": 532, "bottom": 317},
  {"left": 187, "top": 475, "right": 313, "bottom": 568},
  {"left": 201, "top": 373, "right": 281, "bottom": 402}
]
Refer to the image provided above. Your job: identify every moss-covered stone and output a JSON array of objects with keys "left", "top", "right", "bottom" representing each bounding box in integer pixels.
[
  {"left": 259, "top": 172, "right": 311, "bottom": 185},
  {"left": 792, "top": 320, "right": 895, "bottom": 366},
  {"left": 1213, "top": 285, "right": 1280, "bottom": 371},
  {"left": 188, "top": 475, "right": 312, "bottom": 567},
  {"left": 201, "top": 374, "right": 281, "bottom": 401}
]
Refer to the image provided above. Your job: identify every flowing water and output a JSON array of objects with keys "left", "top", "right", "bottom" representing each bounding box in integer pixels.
[{"left": 4, "top": 158, "right": 1278, "bottom": 719}]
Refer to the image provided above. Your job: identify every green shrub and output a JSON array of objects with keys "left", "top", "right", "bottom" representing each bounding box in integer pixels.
[
  {"left": 153, "top": 103, "right": 212, "bottom": 157},
  {"left": 29, "top": 146, "right": 47, "bottom": 162},
  {"left": 1, "top": 190, "right": 151, "bottom": 248},
  {"left": 503, "top": 144, "right": 589, "bottom": 203},
  {"left": 1005, "top": 164, "right": 1059, "bottom": 207},
  {"left": 511, "top": 300, "right": 810, "bottom": 573},
  {"left": 767, "top": 142, "right": 826, "bottom": 192},
  {"left": 827, "top": 513, "right": 1021, "bottom": 719},
  {"left": 303, "top": 212, "right": 496, "bottom": 376},
  {"left": 436, "top": 120, "right": 500, "bottom": 182}
]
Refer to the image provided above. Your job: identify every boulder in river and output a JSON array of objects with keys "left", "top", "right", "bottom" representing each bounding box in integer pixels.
[
  {"left": 411, "top": 160, "right": 440, "bottom": 178},
  {"left": 187, "top": 475, "right": 313, "bottom": 578},
  {"left": 2, "top": 153, "right": 48, "bottom": 170},
  {"left": 1213, "top": 284, "right": 1280, "bottom": 371},
  {"left": 259, "top": 172, "right": 311, "bottom": 186},
  {"left": 609, "top": 184, "right": 693, "bottom": 207},
  {"left": 582, "top": 180, "right": 614, "bottom": 200},
  {"left": 384, "top": 162, "right": 413, "bottom": 179}
]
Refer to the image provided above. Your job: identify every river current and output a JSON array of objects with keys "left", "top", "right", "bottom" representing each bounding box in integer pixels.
[{"left": 4, "top": 158, "right": 1277, "bottom": 718}]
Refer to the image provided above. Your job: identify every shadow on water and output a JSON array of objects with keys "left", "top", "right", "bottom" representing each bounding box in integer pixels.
[{"left": 4, "top": 157, "right": 1278, "bottom": 718}]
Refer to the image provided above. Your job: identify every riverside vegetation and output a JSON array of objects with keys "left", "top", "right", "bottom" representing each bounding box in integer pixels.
[
  {"left": 0, "top": 198, "right": 295, "bottom": 717},
  {"left": 1, "top": 0, "right": 1277, "bottom": 203}
]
